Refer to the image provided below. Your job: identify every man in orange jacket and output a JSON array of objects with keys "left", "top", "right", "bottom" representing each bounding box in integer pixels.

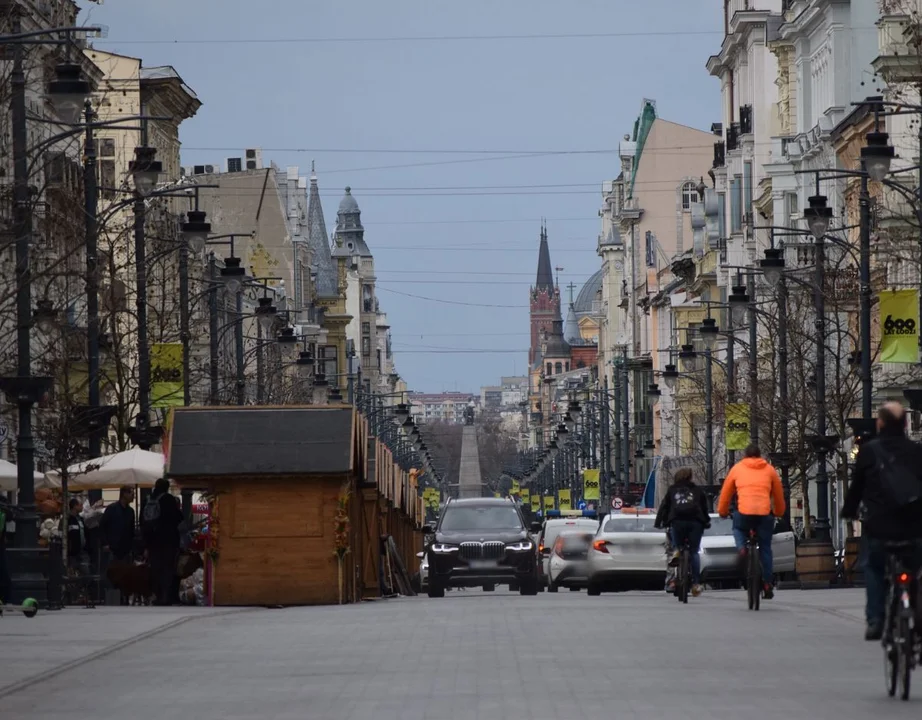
[{"left": 718, "top": 444, "right": 786, "bottom": 599}]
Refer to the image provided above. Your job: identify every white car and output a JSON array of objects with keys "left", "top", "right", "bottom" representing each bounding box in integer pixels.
[
  {"left": 587, "top": 511, "right": 667, "bottom": 595},
  {"left": 416, "top": 551, "right": 429, "bottom": 591},
  {"left": 699, "top": 514, "right": 796, "bottom": 587},
  {"left": 537, "top": 512, "right": 600, "bottom": 588},
  {"left": 546, "top": 530, "right": 594, "bottom": 591}
]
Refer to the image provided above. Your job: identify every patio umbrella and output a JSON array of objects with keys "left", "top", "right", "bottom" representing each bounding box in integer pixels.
[
  {"left": 40, "top": 448, "right": 165, "bottom": 491},
  {"left": 0, "top": 459, "right": 45, "bottom": 492}
]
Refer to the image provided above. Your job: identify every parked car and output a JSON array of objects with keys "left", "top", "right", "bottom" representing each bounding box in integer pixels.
[
  {"left": 424, "top": 497, "right": 541, "bottom": 597},
  {"left": 546, "top": 530, "right": 594, "bottom": 591},
  {"left": 700, "top": 514, "right": 797, "bottom": 587},
  {"left": 536, "top": 511, "right": 600, "bottom": 589},
  {"left": 416, "top": 550, "right": 429, "bottom": 591},
  {"left": 586, "top": 510, "right": 666, "bottom": 595}
]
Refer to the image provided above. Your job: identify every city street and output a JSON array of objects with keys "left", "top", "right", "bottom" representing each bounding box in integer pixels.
[{"left": 2, "top": 588, "right": 917, "bottom": 719}]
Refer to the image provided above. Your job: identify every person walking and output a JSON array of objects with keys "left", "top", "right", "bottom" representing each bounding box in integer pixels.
[
  {"left": 100, "top": 486, "right": 136, "bottom": 605},
  {"left": 142, "top": 479, "right": 183, "bottom": 606}
]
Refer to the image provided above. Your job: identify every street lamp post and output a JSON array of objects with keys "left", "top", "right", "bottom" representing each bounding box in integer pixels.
[{"left": 699, "top": 317, "right": 718, "bottom": 492}]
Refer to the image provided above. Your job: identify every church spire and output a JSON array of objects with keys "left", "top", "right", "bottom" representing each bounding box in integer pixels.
[{"left": 535, "top": 221, "right": 554, "bottom": 292}]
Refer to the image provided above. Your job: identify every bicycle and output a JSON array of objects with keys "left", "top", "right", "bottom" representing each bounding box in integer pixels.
[
  {"left": 882, "top": 541, "right": 919, "bottom": 701},
  {"left": 745, "top": 528, "right": 761, "bottom": 611}
]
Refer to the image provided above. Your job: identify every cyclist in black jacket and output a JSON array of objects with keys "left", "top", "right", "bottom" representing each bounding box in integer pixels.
[
  {"left": 655, "top": 469, "right": 711, "bottom": 597},
  {"left": 842, "top": 402, "right": 922, "bottom": 641}
]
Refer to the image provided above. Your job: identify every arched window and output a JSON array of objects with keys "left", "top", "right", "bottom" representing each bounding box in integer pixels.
[
  {"left": 555, "top": 362, "right": 563, "bottom": 375},
  {"left": 681, "top": 181, "right": 699, "bottom": 211},
  {"left": 565, "top": 362, "right": 570, "bottom": 372},
  {"left": 546, "top": 362, "right": 552, "bottom": 376}
]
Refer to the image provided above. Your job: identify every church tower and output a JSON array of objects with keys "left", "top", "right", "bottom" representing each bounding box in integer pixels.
[{"left": 529, "top": 223, "right": 561, "bottom": 368}]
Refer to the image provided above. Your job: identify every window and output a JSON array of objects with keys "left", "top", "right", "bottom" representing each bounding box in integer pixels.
[
  {"left": 730, "top": 177, "right": 742, "bottom": 233},
  {"left": 645, "top": 231, "right": 656, "bottom": 267},
  {"left": 99, "top": 138, "right": 115, "bottom": 157},
  {"left": 681, "top": 181, "right": 699, "bottom": 211},
  {"left": 362, "top": 322, "right": 370, "bottom": 335},
  {"left": 439, "top": 505, "right": 523, "bottom": 531},
  {"left": 717, "top": 192, "right": 726, "bottom": 239},
  {"left": 546, "top": 362, "right": 552, "bottom": 375},
  {"left": 362, "top": 337, "right": 370, "bottom": 357},
  {"left": 322, "top": 345, "right": 337, "bottom": 378},
  {"left": 565, "top": 362, "right": 570, "bottom": 372},
  {"left": 555, "top": 362, "right": 563, "bottom": 375},
  {"left": 99, "top": 160, "right": 116, "bottom": 200},
  {"left": 743, "top": 162, "right": 753, "bottom": 222}
]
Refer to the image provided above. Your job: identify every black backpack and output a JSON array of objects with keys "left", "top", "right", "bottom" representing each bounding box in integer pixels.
[
  {"left": 141, "top": 497, "right": 162, "bottom": 543},
  {"left": 671, "top": 486, "right": 698, "bottom": 518},
  {"left": 872, "top": 444, "right": 922, "bottom": 509}
]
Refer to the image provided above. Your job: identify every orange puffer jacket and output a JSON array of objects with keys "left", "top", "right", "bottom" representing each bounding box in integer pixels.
[{"left": 717, "top": 457, "right": 786, "bottom": 518}]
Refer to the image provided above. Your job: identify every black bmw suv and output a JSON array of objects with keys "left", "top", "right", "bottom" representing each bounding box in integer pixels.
[{"left": 423, "top": 497, "right": 541, "bottom": 598}]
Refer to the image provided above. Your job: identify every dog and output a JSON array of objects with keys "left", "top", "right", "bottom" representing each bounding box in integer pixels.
[{"left": 106, "top": 560, "right": 154, "bottom": 606}]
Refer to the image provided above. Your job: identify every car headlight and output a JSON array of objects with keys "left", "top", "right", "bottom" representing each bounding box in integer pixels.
[
  {"left": 507, "top": 541, "right": 533, "bottom": 552},
  {"left": 431, "top": 543, "right": 458, "bottom": 553}
]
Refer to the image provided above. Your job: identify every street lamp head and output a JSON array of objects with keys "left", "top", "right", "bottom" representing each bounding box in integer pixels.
[
  {"left": 221, "top": 256, "right": 245, "bottom": 294},
  {"left": 276, "top": 326, "right": 298, "bottom": 357},
  {"left": 700, "top": 316, "right": 719, "bottom": 351},
  {"left": 760, "top": 247, "right": 785, "bottom": 288},
  {"left": 862, "top": 130, "right": 895, "bottom": 183},
  {"left": 662, "top": 363, "right": 679, "bottom": 390},
  {"left": 129, "top": 146, "right": 163, "bottom": 197},
  {"left": 33, "top": 299, "right": 57, "bottom": 335},
  {"left": 678, "top": 343, "right": 697, "bottom": 372},
  {"left": 394, "top": 403, "right": 411, "bottom": 421},
  {"left": 556, "top": 423, "right": 569, "bottom": 438},
  {"left": 804, "top": 194, "right": 832, "bottom": 239},
  {"left": 647, "top": 383, "right": 661, "bottom": 398},
  {"left": 564, "top": 413, "right": 575, "bottom": 432},
  {"left": 567, "top": 401, "right": 582, "bottom": 425},
  {"left": 255, "top": 296, "right": 277, "bottom": 333},
  {"left": 329, "top": 387, "right": 343, "bottom": 403},
  {"left": 312, "top": 372, "right": 328, "bottom": 387},
  {"left": 181, "top": 210, "right": 210, "bottom": 254},
  {"left": 643, "top": 439, "right": 656, "bottom": 458},
  {"left": 728, "top": 284, "right": 749, "bottom": 327},
  {"left": 296, "top": 350, "right": 314, "bottom": 378},
  {"left": 48, "top": 62, "right": 90, "bottom": 125}
]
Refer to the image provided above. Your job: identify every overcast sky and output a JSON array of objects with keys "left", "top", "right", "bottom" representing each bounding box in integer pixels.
[{"left": 80, "top": 0, "right": 721, "bottom": 393}]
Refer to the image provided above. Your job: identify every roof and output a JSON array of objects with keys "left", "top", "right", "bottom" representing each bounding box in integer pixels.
[
  {"left": 306, "top": 170, "right": 337, "bottom": 297},
  {"left": 574, "top": 269, "right": 603, "bottom": 315},
  {"left": 140, "top": 65, "right": 199, "bottom": 100},
  {"left": 534, "top": 224, "right": 554, "bottom": 292},
  {"left": 543, "top": 319, "right": 570, "bottom": 359},
  {"left": 448, "top": 497, "right": 515, "bottom": 506},
  {"left": 334, "top": 187, "right": 371, "bottom": 256},
  {"left": 168, "top": 407, "right": 354, "bottom": 478}
]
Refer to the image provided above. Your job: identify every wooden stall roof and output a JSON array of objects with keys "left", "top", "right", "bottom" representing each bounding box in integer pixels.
[{"left": 167, "top": 406, "right": 355, "bottom": 479}]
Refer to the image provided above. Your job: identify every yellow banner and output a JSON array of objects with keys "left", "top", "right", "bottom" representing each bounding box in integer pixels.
[
  {"left": 151, "top": 343, "right": 184, "bottom": 408},
  {"left": 511, "top": 480, "right": 520, "bottom": 494},
  {"left": 725, "top": 403, "right": 750, "bottom": 451},
  {"left": 543, "top": 495, "right": 555, "bottom": 511},
  {"left": 519, "top": 489, "right": 530, "bottom": 504},
  {"left": 881, "top": 290, "right": 920, "bottom": 363},
  {"left": 531, "top": 495, "right": 541, "bottom": 512},
  {"left": 583, "top": 469, "right": 600, "bottom": 500},
  {"left": 558, "top": 489, "right": 572, "bottom": 511}
]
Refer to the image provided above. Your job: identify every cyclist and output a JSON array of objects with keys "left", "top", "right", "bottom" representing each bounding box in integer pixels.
[
  {"left": 717, "top": 444, "right": 785, "bottom": 599},
  {"left": 655, "top": 468, "right": 711, "bottom": 597},
  {"left": 842, "top": 402, "right": 922, "bottom": 641}
]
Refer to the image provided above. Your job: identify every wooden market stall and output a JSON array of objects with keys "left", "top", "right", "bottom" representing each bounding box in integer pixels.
[{"left": 167, "top": 405, "right": 359, "bottom": 606}]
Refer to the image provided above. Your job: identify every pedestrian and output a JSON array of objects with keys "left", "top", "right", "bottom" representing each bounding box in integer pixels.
[
  {"left": 67, "top": 497, "right": 87, "bottom": 572},
  {"left": 100, "top": 486, "right": 136, "bottom": 605},
  {"left": 142, "top": 478, "right": 183, "bottom": 606},
  {"left": 841, "top": 402, "right": 922, "bottom": 640}
]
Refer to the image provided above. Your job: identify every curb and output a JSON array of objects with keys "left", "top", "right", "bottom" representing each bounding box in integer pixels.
[{"left": 0, "top": 607, "right": 257, "bottom": 699}]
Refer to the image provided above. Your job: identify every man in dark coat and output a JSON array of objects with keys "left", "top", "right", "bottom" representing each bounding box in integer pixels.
[
  {"left": 842, "top": 402, "right": 922, "bottom": 640},
  {"left": 143, "top": 478, "right": 183, "bottom": 606},
  {"left": 655, "top": 468, "right": 711, "bottom": 596},
  {"left": 100, "top": 486, "right": 136, "bottom": 605}
]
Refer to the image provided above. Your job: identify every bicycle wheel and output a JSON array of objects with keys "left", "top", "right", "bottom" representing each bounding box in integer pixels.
[
  {"left": 679, "top": 551, "right": 690, "bottom": 604},
  {"left": 885, "top": 641, "right": 898, "bottom": 697},
  {"left": 899, "top": 616, "right": 912, "bottom": 700},
  {"left": 748, "top": 542, "right": 761, "bottom": 611}
]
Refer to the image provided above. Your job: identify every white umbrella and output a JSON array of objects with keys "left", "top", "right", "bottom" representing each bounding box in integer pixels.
[
  {"left": 0, "top": 459, "right": 44, "bottom": 492},
  {"left": 40, "top": 448, "right": 165, "bottom": 490}
]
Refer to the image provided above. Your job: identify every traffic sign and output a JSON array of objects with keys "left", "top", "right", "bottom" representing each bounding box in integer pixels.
[
  {"left": 577, "top": 501, "right": 587, "bottom": 510},
  {"left": 612, "top": 497, "right": 623, "bottom": 510},
  {"left": 0, "top": 419, "right": 7, "bottom": 445}
]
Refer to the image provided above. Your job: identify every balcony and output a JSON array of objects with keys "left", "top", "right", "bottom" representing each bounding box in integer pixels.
[
  {"left": 712, "top": 141, "right": 725, "bottom": 169},
  {"left": 739, "top": 105, "right": 753, "bottom": 136},
  {"left": 726, "top": 123, "right": 740, "bottom": 152},
  {"left": 873, "top": 14, "right": 922, "bottom": 84}
]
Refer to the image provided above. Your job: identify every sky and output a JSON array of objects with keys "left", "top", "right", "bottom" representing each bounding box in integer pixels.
[{"left": 78, "top": 0, "right": 722, "bottom": 393}]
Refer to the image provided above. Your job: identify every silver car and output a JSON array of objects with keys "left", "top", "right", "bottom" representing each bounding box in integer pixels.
[
  {"left": 586, "top": 512, "right": 667, "bottom": 595},
  {"left": 699, "top": 514, "right": 796, "bottom": 587},
  {"left": 538, "top": 517, "right": 600, "bottom": 588},
  {"left": 416, "top": 551, "right": 429, "bottom": 591},
  {"left": 546, "top": 530, "right": 594, "bottom": 591}
]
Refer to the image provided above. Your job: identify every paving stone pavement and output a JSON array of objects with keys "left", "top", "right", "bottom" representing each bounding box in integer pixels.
[{"left": 2, "top": 587, "right": 919, "bottom": 720}]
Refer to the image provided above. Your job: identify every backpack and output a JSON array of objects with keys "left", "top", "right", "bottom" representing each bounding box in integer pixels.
[
  {"left": 141, "top": 497, "right": 162, "bottom": 543},
  {"left": 872, "top": 444, "right": 922, "bottom": 509},
  {"left": 671, "top": 486, "right": 698, "bottom": 518}
]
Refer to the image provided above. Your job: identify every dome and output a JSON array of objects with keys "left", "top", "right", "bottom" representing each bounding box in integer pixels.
[
  {"left": 574, "top": 269, "right": 603, "bottom": 315},
  {"left": 338, "top": 186, "right": 360, "bottom": 214}
]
